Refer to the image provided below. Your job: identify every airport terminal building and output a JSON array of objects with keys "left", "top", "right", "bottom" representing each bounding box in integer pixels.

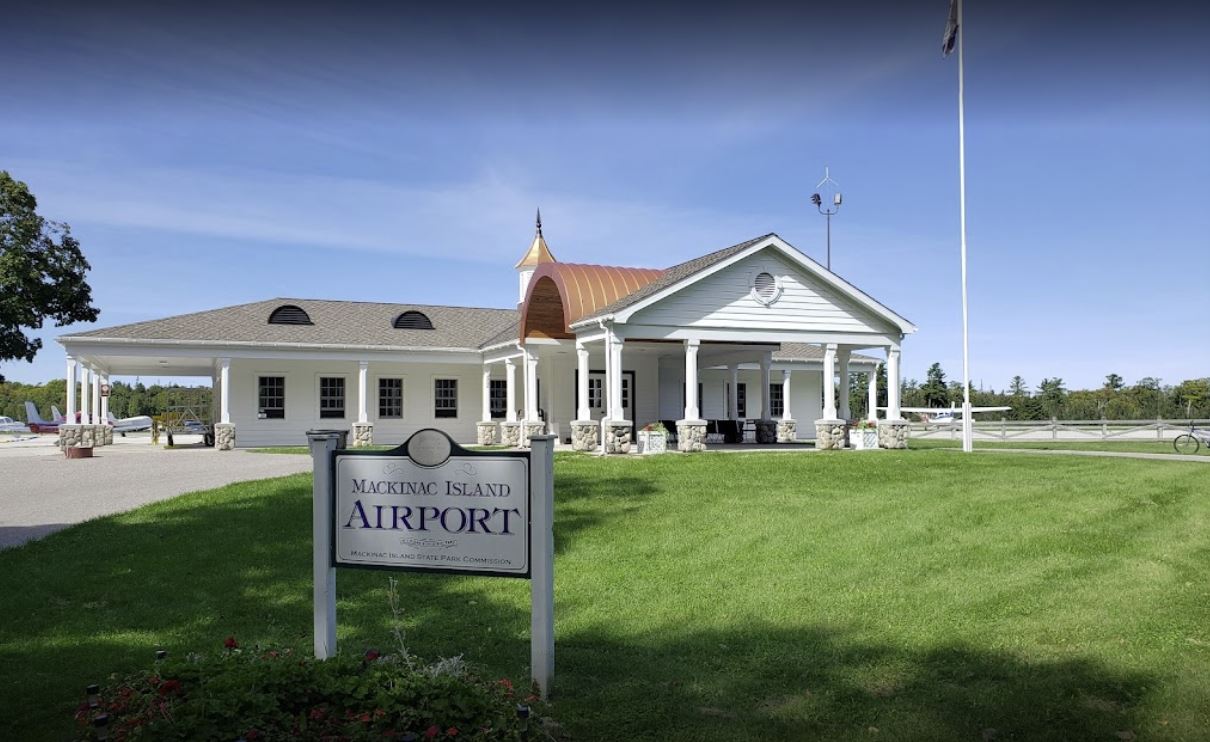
[{"left": 57, "top": 225, "right": 915, "bottom": 451}]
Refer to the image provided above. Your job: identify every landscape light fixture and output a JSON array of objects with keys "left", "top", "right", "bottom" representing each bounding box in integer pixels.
[{"left": 811, "top": 167, "right": 842, "bottom": 270}]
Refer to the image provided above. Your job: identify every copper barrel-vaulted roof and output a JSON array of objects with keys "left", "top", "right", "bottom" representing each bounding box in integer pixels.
[{"left": 520, "top": 262, "right": 664, "bottom": 340}]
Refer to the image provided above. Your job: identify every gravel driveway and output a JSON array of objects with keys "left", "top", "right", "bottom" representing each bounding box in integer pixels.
[{"left": 0, "top": 443, "right": 311, "bottom": 550}]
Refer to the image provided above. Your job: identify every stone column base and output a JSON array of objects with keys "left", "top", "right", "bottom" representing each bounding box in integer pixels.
[
  {"left": 59, "top": 424, "right": 91, "bottom": 450},
  {"left": 101, "top": 425, "right": 114, "bottom": 446},
  {"left": 814, "top": 418, "right": 847, "bottom": 450},
  {"left": 676, "top": 420, "right": 707, "bottom": 452},
  {"left": 214, "top": 422, "right": 236, "bottom": 451},
  {"left": 877, "top": 420, "right": 910, "bottom": 449},
  {"left": 776, "top": 419, "right": 797, "bottom": 443},
  {"left": 352, "top": 422, "right": 374, "bottom": 448},
  {"left": 500, "top": 422, "right": 522, "bottom": 448},
  {"left": 605, "top": 421, "right": 633, "bottom": 454},
  {"left": 570, "top": 420, "right": 600, "bottom": 451},
  {"left": 754, "top": 419, "right": 778, "bottom": 444},
  {"left": 521, "top": 421, "right": 546, "bottom": 447},
  {"left": 476, "top": 421, "right": 498, "bottom": 446}
]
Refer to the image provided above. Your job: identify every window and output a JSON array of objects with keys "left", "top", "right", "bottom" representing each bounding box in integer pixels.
[
  {"left": 489, "top": 379, "right": 507, "bottom": 419},
  {"left": 379, "top": 378, "right": 403, "bottom": 419},
  {"left": 588, "top": 377, "right": 603, "bottom": 409},
  {"left": 434, "top": 378, "right": 458, "bottom": 418},
  {"left": 622, "top": 377, "right": 631, "bottom": 411},
  {"left": 737, "top": 382, "right": 747, "bottom": 418},
  {"left": 319, "top": 377, "right": 345, "bottom": 419},
  {"left": 258, "top": 376, "right": 285, "bottom": 419},
  {"left": 769, "top": 383, "right": 784, "bottom": 418},
  {"left": 393, "top": 311, "right": 434, "bottom": 330},
  {"left": 267, "top": 305, "right": 312, "bottom": 325}
]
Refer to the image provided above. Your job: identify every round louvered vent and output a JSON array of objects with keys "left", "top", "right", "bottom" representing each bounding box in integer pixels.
[{"left": 752, "top": 272, "right": 780, "bottom": 304}]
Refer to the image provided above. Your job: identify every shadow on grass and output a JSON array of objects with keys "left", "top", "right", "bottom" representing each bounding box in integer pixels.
[{"left": 0, "top": 470, "right": 1156, "bottom": 741}]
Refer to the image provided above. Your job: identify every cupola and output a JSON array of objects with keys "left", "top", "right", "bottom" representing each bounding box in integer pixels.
[{"left": 515, "top": 208, "right": 557, "bottom": 303}]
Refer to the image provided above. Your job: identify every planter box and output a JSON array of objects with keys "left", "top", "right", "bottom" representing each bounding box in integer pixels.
[
  {"left": 851, "top": 428, "right": 879, "bottom": 450},
  {"left": 637, "top": 430, "right": 667, "bottom": 455}
]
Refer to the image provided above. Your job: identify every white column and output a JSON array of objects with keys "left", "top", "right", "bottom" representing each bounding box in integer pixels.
[
  {"left": 887, "top": 348, "right": 902, "bottom": 420},
  {"left": 357, "top": 361, "right": 369, "bottom": 423},
  {"left": 867, "top": 368, "right": 878, "bottom": 421},
  {"left": 91, "top": 369, "right": 101, "bottom": 424},
  {"left": 79, "top": 366, "right": 91, "bottom": 424},
  {"left": 65, "top": 356, "right": 77, "bottom": 422},
  {"left": 576, "top": 343, "right": 590, "bottom": 420},
  {"left": 683, "top": 339, "right": 700, "bottom": 420},
  {"left": 525, "top": 350, "right": 539, "bottom": 421},
  {"left": 727, "top": 364, "right": 739, "bottom": 420},
  {"left": 100, "top": 373, "right": 110, "bottom": 424},
  {"left": 505, "top": 359, "right": 517, "bottom": 423},
  {"left": 838, "top": 347, "right": 851, "bottom": 420},
  {"left": 760, "top": 351, "right": 772, "bottom": 420},
  {"left": 822, "top": 343, "right": 837, "bottom": 420},
  {"left": 481, "top": 366, "right": 492, "bottom": 421},
  {"left": 609, "top": 335, "right": 625, "bottom": 420},
  {"left": 219, "top": 357, "right": 232, "bottom": 424},
  {"left": 782, "top": 369, "right": 793, "bottom": 421}
]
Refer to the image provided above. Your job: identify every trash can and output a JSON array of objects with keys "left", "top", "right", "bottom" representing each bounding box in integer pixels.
[{"left": 306, "top": 429, "right": 349, "bottom": 449}]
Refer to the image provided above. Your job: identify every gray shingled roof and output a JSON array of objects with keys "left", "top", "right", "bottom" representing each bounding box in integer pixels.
[
  {"left": 773, "top": 343, "right": 879, "bottom": 364},
  {"left": 573, "top": 233, "right": 773, "bottom": 324},
  {"left": 61, "top": 298, "right": 519, "bottom": 351}
]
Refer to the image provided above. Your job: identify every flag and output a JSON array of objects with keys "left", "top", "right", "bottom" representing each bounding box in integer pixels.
[{"left": 942, "top": 0, "right": 959, "bottom": 57}]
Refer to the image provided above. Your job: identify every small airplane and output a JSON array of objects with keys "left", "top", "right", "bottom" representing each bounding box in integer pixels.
[
  {"left": 881, "top": 404, "right": 1011, "bottom": 424},
  {"left": 107, "top": 411, "right": 153, "bottom": 433},
  {"left": 24, "top": 401, "right": 60, "bottom": 434},
  {"left": 0, "top": 415, "right": 30, "bottom": 433}
]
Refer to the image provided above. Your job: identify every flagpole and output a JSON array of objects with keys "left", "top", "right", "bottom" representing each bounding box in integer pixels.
[{"left": 957, "top": 0, "right": 973, "bottom": 453}]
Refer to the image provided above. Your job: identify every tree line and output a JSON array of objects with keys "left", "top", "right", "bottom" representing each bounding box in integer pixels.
[
  {"left": 889, "top": 364, "right": 1208, "bottom": 421},
  {"left": 0, "top": 379, "right": 212, "bottom": 422}
]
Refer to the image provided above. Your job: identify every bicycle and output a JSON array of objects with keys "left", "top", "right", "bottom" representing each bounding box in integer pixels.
[{"left": 1173, "top": 423, "right": 1210, "bottom": 454}]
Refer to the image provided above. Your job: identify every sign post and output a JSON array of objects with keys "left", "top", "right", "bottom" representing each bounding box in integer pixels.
[
  {"left": 307, "top": 430, "right": 341, "bottom": 659},
  {"left": 529, "top": 435, "right": 555, "bottom": 697},
  {"left": 308, "top": 428, "right": 556, "bottom": 697}
]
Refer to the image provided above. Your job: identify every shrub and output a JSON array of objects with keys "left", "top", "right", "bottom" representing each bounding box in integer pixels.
[
  {"left": 640, "top": 422, "right": 667, "bottom": 433},
  {"left": 74, "top": 642, "right": 547, "bottom": 741}
]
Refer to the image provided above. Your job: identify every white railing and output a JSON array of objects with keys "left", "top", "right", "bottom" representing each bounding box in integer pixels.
[{"left": 908, "top": 418, "right": 1210, "bottom": 441}]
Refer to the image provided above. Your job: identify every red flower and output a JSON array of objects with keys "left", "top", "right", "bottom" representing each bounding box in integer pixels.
[
  {"left": 223, "top": 636, "right": 239, "bottom": 649},
  {"left": 425, "top": 725, "right": 440, "bottom": 738},
  {"left": 359, "top": 712, "right": 372, "bottom": 723},
  {"left": 245, "top": 731, "right": 261, "bottom": 741},
  {"left": 445, "top": 727, "right": 459, "bottom": 737},
  {"left": 364, "top": 649, "right": 381, "bottom": 662},
  {"left": 309, "top": 707, "right": 327, "bottom": 721},
  {"left": 157, "top": 679, "right": 182, "bottom": 695}
]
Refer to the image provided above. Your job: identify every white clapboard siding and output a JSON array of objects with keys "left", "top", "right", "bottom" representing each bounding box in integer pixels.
[
  {"left": 229, "top": 358, "right": 488, "bottom": 447},
  {"left": 629, "top": 249, "right": 895, "bottom": 335}
]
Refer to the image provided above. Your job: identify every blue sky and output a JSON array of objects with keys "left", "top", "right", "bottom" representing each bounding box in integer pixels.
[{"left": 2, "top": 0, "right": 1207, "bottom": 390}]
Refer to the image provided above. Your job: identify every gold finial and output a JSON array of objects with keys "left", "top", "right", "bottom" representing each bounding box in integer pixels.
[{"left": 515, "top": 208, "right": 556, "bottom": 269}]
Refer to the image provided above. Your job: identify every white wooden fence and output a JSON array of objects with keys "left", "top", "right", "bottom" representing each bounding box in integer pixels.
[{"left": 909, "top": 418, "right": 1210, "bottom": 441}]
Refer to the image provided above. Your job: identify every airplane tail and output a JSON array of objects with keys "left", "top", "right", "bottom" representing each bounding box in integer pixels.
[
  {"left": 52, "top": 405, "right": 64, "bottom": 422},
  {"left": 24, "top": 401, "right": 47, "bottom": 425},
  {"left": 107, "top": 412, "right": 117, "bottom": 423}
]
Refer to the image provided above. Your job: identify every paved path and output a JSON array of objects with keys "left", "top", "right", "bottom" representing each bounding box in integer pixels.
[
  {"left": 0, "top": 445, "right": 311, "bottom": 550},
  {"left": 958, "top": 447, "right": 1210, "bottom": 464}
]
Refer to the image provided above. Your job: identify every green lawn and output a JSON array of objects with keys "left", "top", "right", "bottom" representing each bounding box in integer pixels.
[
  {"left": 2, "top": 451, "right": 1208, "bottom": 740},
  {"left": 910, "top": 437, "right": 1210, "bottom": 456}
]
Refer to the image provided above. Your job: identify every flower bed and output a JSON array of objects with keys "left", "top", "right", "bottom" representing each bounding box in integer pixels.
[{"left": 74, "top": 639, "right": 547, "bottom": 741}]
